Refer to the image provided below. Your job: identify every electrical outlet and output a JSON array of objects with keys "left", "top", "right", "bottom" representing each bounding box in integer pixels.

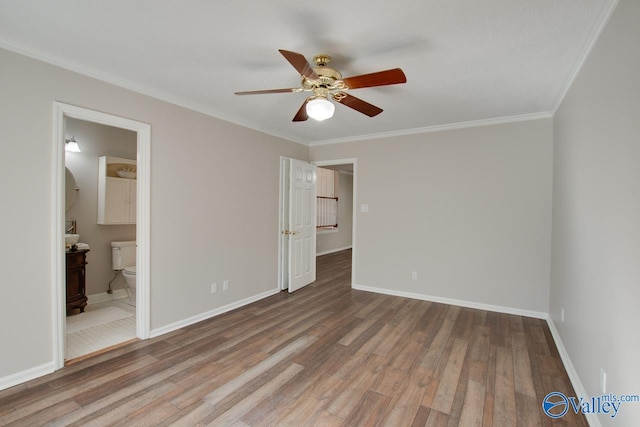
[
  {"left": 561, "top": 307, "right": 565, "bottom": 323},
  {"left": 211, "top": 282, "right": 217, "bottom": 294},
  {"left": 223, "top": 280, "right": 229, "bottom": 291},
  {"left": 600, "top": 368, "right": 607, "bottom": 394},
  {"left": 411, "top": 271, "right": 417, "bottom": 280}
]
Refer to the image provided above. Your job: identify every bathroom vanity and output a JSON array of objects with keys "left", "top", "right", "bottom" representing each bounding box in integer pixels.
[{"left": 66, "top": 249, "right": 89, "bottom": 315}]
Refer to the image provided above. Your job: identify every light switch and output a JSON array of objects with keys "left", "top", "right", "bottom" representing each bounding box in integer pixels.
[{"left": 360, "top": 204, "right": 369, "bottom": 213}]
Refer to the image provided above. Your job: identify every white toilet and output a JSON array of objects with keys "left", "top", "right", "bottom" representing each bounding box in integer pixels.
[{"left": 111, "top": 241, "right": 136, "bottom": 302}]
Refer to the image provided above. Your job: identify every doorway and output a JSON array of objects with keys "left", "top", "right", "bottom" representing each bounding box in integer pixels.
[
  {"left": 278, "top": 157, "right": 357, "bottom": 291},
  {"left": 278, "top": 158, "right": 318, "bottom": 293},
  {"left": 52, "top": 102, "right": 151, "bottom": 369}
]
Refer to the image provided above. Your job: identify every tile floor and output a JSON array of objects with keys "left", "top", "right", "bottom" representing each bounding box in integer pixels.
[{"left": 65, "top": 298, "right": 136, "bottom": 361}]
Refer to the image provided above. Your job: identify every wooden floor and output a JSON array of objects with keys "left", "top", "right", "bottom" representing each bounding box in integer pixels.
[{"left": 0, "top": 249, "right": 586, "bottom": 426}]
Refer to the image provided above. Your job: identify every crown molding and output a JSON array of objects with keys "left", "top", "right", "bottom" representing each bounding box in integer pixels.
[
  {"left": 1, "top": 37, "right": 563, "bottom": 149},
  {"left": 0, "top": 38, "right": 308, "bottom": 146},
  {"left": 308, "top": 112, "right": 553, "bottom": 147},
  {"left": 550, "top": 0, "right": 620, "bottom": 114}
]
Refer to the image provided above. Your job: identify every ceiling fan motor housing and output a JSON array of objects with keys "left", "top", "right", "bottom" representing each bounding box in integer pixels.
[
  {"left": 302, "top": 66, "right": 343, "bottom": 89},
  {"left": 299, "top": 54, "right": 344, "bottom": 89}
]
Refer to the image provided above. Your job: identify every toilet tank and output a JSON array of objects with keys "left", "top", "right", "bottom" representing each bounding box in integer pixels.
[{"left": 111, "top": 241, "right": 136, "bottom": 270}]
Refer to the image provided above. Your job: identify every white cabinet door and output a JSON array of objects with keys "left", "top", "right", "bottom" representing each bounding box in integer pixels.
[
  {"left": 129, "top": 179, "right": 137, "bottom": 223},
  {"left": 97, "top": 156, "right": 137, "bottom": 225},
  {"left": 104, "top": 177, "right": 132, "bottom": 224}
]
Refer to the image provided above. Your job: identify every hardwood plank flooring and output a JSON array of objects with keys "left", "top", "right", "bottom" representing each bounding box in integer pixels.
[{"left": 0, "top": 249, "right": 587, "bottom": 426}]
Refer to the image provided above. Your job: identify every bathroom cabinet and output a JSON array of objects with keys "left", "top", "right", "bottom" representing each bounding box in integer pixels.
[
  {"left": 66, "top": 249, "right": 89, "bottom": 315},
  {"left": 97, "top": 156, "right": 137, "bottom": 224}
]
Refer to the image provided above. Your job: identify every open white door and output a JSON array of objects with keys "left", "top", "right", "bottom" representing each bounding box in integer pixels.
[{"left": 287, "top": 159, "right": 317, "bottom": 292}]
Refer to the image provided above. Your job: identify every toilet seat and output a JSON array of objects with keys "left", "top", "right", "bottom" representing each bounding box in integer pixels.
[{"left": 124, "top": 266, "right": 136, "bottom": 275}]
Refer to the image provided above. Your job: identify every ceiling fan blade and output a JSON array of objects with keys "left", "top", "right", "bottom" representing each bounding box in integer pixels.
[
  {"left": 292, "top": 99, "right": 309, "bottom": 122},
  {"left": 342, "top": 68, "right": 407, "bottom": 89},
  {"left": 234, "top": 88, "right": 300, "bottom": 95},
  {"left": 333, "top": 93, "right": 383, "bottom": 117},
  {"left": 279, "top": 49, "right": 319, "bottom": 80}
]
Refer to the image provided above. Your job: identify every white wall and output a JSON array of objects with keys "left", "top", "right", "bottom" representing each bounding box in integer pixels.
[
  {"left": 551, "top": 0, "right": 640, "bottom": 424},
  {"left": 311, "top": 119, "right": 553, "bottom": 315},
  {"left": 0, "top": 47, "right": 308, "bottom": 384},
  {"left": 317, "top": 171, "right": 353, "bottom": 255},
  {"left": 65, "top": 118, "right": 137, "bottom": 296}
]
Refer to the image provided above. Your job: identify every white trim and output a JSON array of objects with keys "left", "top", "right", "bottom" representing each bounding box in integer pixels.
[
  {"left": 134, "top": 115, "right": 152, "bottom": 341},
  {"left": 316, "top": 227, "right": 338, "bottom": 235},
  {"left": 86, "top": 289, "right": 129, "bottom": 305},
  {"left": 277, "top": 157, "right": 288, "bottom": 291},
  {"left": 352, "top": 284, "right": 548, "bottom": 319},
  {"left": 150, "top": 288, "right": 281, "bottom": 338},
  {"left": 51, "top": 103, "right": 66, "bottom": 370},
  {"left": 317, "top": 246, "right": 353, "bottom": 257},
  {"left": 550, "top": 0, "right": 620, "bottom": 114},
  {"left": 313, "top": 159, "right": 358, "bottom": 167},
  {"left": 546, "top": 319, "right": 602, "bottom": 427},
  {"left": 0, "top": 362, "right": 56, "bottom": 392},
  {"left": 308, "top": 112, "right": 552, "bottom": 147},
  {"left": 52, "top": 102, "right": 151, "bottom": 371}
]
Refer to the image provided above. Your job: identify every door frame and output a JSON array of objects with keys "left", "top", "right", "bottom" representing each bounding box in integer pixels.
[
  {"left": 52, "top": 102, "right": 151, "bottom": 369},
  {"left": 278, "top": 157, "right": 290, "bottom": 291},
  {"left": 278, "top": 157, "right": 357, "bottom": 290}
]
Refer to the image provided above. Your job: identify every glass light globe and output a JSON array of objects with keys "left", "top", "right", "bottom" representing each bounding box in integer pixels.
[{"left": 306, "top": 98, "right": 335, "bottom": 121}]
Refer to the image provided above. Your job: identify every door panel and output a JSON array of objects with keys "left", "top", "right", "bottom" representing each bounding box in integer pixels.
[{"left": 288, "top": 159, "right": 316, "bottom": 292}]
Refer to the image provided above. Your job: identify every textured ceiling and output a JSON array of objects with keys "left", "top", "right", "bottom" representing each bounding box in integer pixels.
[{"left": 0, "top": 0, "right": 616, "bottom": 145}]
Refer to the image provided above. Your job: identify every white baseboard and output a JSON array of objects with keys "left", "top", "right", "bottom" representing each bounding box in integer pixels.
[
  {"left": 0, "top": 288, "right": 281, "bottom": 391},
  {"left": 351, "top": 283, "right": 548, "bottom": 319},
  {"left": 87, "top": 289, "right": 129, "bottom": 304},
  {"left": 0, "top": 290, "right": 129, "bottom": 392},
  {"left": 546, "top": 319, "right": 602, "bottom": 427},
  {"left": 149, "top": 288, "right": 281, "bottom": 338},
  {"left": 0, "top": 361, "right": 55, "bottom": 392},
  {"left": 317, "top": 245, "right": 352, "bottom": 257}
]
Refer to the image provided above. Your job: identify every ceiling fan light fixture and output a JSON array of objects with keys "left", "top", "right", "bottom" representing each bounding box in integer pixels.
[
  {"left": 306, "top": 96, "right": 335, "bottom": 121},
  {"left": 235, "top": 50, "right": 406, "bottom": 122}
]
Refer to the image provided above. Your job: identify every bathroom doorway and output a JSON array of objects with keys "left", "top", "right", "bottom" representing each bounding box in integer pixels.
[
  {"left": 64, "top": 118, "right": 137, "bottom": 361},
  {"left": 52, "top": 102, "right": 151, "bottom": 369}
]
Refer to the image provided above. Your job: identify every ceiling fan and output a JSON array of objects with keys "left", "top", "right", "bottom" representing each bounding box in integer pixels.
[{"left": 235, "top": 50, "right": 407, "bottom": 122}]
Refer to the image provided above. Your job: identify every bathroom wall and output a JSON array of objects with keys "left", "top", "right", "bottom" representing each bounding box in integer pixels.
[
  {"left": 65, "top": 117, "right": 137, "bottom": 296},
  {"left": 316, "top": 169, "right": 353, "bottom": 256}
]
